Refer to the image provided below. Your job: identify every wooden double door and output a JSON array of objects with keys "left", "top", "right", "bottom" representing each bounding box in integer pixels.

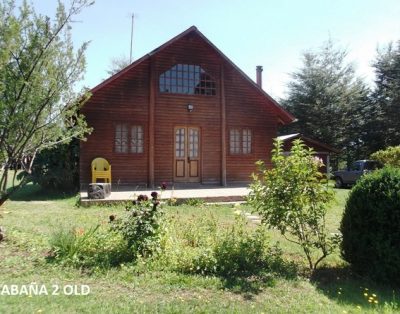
[{"left": 174, "top": 126, "right": 200, "bottom": 182}]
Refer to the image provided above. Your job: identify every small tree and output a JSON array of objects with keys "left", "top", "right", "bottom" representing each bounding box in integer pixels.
[
  {"left": 0, "top": 0, "right": 93, "bottom": 205},
  {"left": 248, "top": 139, "right": 337, "bottom": 271}
]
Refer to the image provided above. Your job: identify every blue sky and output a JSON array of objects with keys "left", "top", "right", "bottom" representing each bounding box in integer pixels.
[{"left": 30, "top": 0, "right": 400, "bottom": 99}]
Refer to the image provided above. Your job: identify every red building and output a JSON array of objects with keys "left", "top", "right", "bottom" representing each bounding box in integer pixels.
[{"left": 80, "top": 26, "right": 295, "bottom": 187}]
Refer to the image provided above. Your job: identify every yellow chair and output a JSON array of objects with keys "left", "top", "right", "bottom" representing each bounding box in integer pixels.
[{"left": 91, "top": 158, "right": 111, "bottom": 183}]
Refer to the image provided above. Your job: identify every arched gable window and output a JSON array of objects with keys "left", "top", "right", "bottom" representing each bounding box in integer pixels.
[{"left": 159, "top": 64, "right": 216, "bottom": 95}]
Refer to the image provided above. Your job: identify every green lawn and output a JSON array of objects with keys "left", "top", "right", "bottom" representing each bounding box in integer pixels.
[{"left": 0, "top": 185, "right": 399, "bottom": 313}]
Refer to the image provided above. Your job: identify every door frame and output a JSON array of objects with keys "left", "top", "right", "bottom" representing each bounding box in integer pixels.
[{"left": 173, "top": 126, "right": 201, "bottom": 183}]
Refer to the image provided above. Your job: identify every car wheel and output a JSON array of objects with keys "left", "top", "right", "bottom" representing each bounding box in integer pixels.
[{"left": 335, "top": 177, "right": 343, "bottom": 188}]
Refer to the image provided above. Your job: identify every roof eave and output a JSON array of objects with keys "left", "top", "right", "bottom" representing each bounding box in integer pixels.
[{"left": 88, "top": 25, "right": 297, "bottom": 125}]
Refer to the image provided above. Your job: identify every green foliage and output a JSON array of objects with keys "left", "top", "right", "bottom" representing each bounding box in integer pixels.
[
  {"left": 340, "top": 167, "right": 400, "bottom": 284},
  {"left": 281, "top": 39, "right": 369, "bottom": 164},
  {"left": 111, "top": 193, "right": 164, "bottom": 258},
  {"left": 49, "top": 193, "right": 165, "bottom": 268},
  {"left": 158, "top": 212, "right": 296, "bottom": 278},
  {"left": 369, "top": 41, "right": 400, "bottom": 150},
  {"left": 28, "top": 140, "right": 79, "bottom": 191},
  {"left": 166, "top": 197, "right": 178, "bottom": 206},
  {"left": 248, "top": 139, "right": 338, "bottom": 271},
  {"left": 0, "top": 0, "right": 93, "bottom": 204},
  {"left": 4, "top": 187, "right": 400, "bottom": 312},
  {"left": 213, "top": 216, "right": 292, "bottom": 277},
  {"left": 184, "top": 198, "right": 205, "bottom": 206},
  {"left": 49, "top": 225, "right": 133, "bottom": 269},
  {"left": 371, "top": 146, "right": 400, "bottom": 168}
]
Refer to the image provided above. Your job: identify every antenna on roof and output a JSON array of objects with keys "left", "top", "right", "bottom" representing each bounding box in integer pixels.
[{"left": 129, "top": 13, "right": 134, "bottom": 63}]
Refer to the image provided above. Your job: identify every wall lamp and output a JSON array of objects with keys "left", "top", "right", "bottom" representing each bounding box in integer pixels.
[{"left": 187, "top": 103, "right": 194, "bottom": 112}]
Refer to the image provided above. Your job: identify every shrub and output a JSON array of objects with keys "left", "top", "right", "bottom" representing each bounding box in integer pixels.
[
  {"left": 28, "top": 140, "right": 80, "bottom": 191},
  {"left": 371, "top": 145, "right": 400, "bottom": 167},
  {"left": 340, "top": 167, "right": 400, "bottom": 284},
  {"left": 248, "top": 139, "right": 338, "bottom": 271},
  {"left": 111, "top": 193, "right": 164, "bottom": 258},
  {"left": 213, "top": 216, "right": 284, "bottom": 277},
  {"left": 157, "top": 212, "right": 296, "bottom": 278},
  {"left": 157, "top": 212, "right": 217, "bottom": 274},
  {"left": 49, "top": 226, "right": 133, "bottom": 268},
  {"left": 49, "top": 193, "right": 164, "bottom": 269}
]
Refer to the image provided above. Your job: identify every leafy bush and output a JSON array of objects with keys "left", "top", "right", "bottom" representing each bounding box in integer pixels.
[
  {"left": 49, "top": 226, "right": 133, "bottom": 268},
  {"left": 49, "top": 193, "right": 165, "bottom": 268},
  {"left": 213, "top": 217, "right": 285, "bottom": 277},
  {"left": 29, "top": 140, "right": 79, "bottom": 191},
  {"left": 111, "top": 193, "right": 164, "bottom": 258},
  {"left": 340, "top": 167, "right": 400, "bottom": 284},
  {"left": 157, "top": 212, "right": 296, "bottom": 278},
  {"left": 157, "top": 213, "right": 217, "bottom": 274},
  {"left": 371, "top": 145, "right": 400, "bottom": 167},
  {"left": 248, "top": 139, "right": 338, "bottom": 271}
]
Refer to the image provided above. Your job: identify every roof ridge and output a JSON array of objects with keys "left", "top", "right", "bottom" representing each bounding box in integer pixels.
[{"left": 89, "top": 26, "right": 296, "bottom": 124}]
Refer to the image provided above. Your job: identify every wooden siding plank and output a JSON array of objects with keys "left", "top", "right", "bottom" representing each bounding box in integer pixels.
[{"left": 80, "top": 30, "right": 283, "bottom": 186}]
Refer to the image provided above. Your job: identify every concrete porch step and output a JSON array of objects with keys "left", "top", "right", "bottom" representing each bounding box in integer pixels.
[{"left": 79, "top": 185, "right": 250, "bottom": 207}]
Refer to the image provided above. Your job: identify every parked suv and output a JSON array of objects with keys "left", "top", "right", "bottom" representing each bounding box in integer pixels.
[{"left": 333, "top": 160, "right": 382, "bottom": 188}]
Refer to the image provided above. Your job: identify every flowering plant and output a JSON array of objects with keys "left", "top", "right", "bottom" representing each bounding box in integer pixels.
[{"left": 111, "top": 192, "right": 164, "bottom": 257}]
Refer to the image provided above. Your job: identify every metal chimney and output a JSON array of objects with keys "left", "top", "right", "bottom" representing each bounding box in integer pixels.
[{"left": 256, "top": 65, "right": 263, "bottom": 88}]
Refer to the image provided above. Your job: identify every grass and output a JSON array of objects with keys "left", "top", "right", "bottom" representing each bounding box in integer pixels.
[{"left": 0, "top": 184, "right": 399, "bottom": 313}]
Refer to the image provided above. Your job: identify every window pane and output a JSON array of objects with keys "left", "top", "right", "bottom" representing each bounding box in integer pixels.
[
  {"left": 159, "top": 64, "right": 216, "bottom": 96},
  {"left": 175, "top": 128, "right": 185, "bottom": 157},
  {"left": 131, "top": 125, "right": 143, "bottom": 153},
  {"left": 115, "top": 124, "right": 128, "bottom": 153},
  {"left": 230, "top": 129, "right": 240, "bottom": 154},
  {"left": 242, "top": 129, "right": 252, "bottom": 154},
  {"left": 189, "top": 128, "right": 199, "bottom": 158}
]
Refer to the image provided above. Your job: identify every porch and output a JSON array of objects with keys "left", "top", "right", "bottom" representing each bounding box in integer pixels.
[{"left": 79, "top": 184, "right": 250, "bottom": 207}]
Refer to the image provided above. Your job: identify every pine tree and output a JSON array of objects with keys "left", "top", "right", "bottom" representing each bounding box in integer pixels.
[
  {"left": 281, "top": 40, "right": 369, "bottom": 164},
  {"left": 369, "top": 41, "right": 400, "bottom": 150}
]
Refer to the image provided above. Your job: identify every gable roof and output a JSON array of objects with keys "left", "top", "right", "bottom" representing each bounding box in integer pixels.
[
  {"left": 277, "top": 133, "right": 341, "bottom": 153},
  {"left": 90, "top": 26, "right": 296, "bottom": 125}
]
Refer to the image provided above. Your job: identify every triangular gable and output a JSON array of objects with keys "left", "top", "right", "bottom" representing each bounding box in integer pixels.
[{"left": 90, "top": 26, "right": 296, "bottom": 125}]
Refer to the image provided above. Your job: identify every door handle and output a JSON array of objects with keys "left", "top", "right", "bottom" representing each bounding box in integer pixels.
[{"left": 187, "top": 156, "right": 191, "bottom": 162}]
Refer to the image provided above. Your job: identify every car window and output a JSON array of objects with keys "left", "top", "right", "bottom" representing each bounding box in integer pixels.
[{"left": 350, "top": 162, "right": 362, "bottom": 171}]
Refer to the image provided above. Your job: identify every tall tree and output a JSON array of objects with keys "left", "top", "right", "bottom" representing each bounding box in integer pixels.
[
  {"left": 0, "top": 0, "right": 93, "bottom": 205},
  {"left": 281, "top": 40, "right": 369, "bottom": 165},
  {"left": 368, "top": 41, "right": 400, "bottom": 150}
]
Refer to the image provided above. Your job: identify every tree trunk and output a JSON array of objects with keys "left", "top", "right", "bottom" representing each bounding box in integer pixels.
[{"left": 0, "top": 195, "right": 9, "bottom": 207}]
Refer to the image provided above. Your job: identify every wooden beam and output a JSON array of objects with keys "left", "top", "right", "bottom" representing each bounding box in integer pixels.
[
  {"left": 148, "top": 57, "right": 155, "bottom": 188},
  {"left": 220, "top": 65, "right": 227, "bottom": 186}
]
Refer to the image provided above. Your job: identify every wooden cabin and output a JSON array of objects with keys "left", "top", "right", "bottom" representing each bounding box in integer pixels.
[{"left": 80, "top": 26, "right": 295, "bottom": 187}]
